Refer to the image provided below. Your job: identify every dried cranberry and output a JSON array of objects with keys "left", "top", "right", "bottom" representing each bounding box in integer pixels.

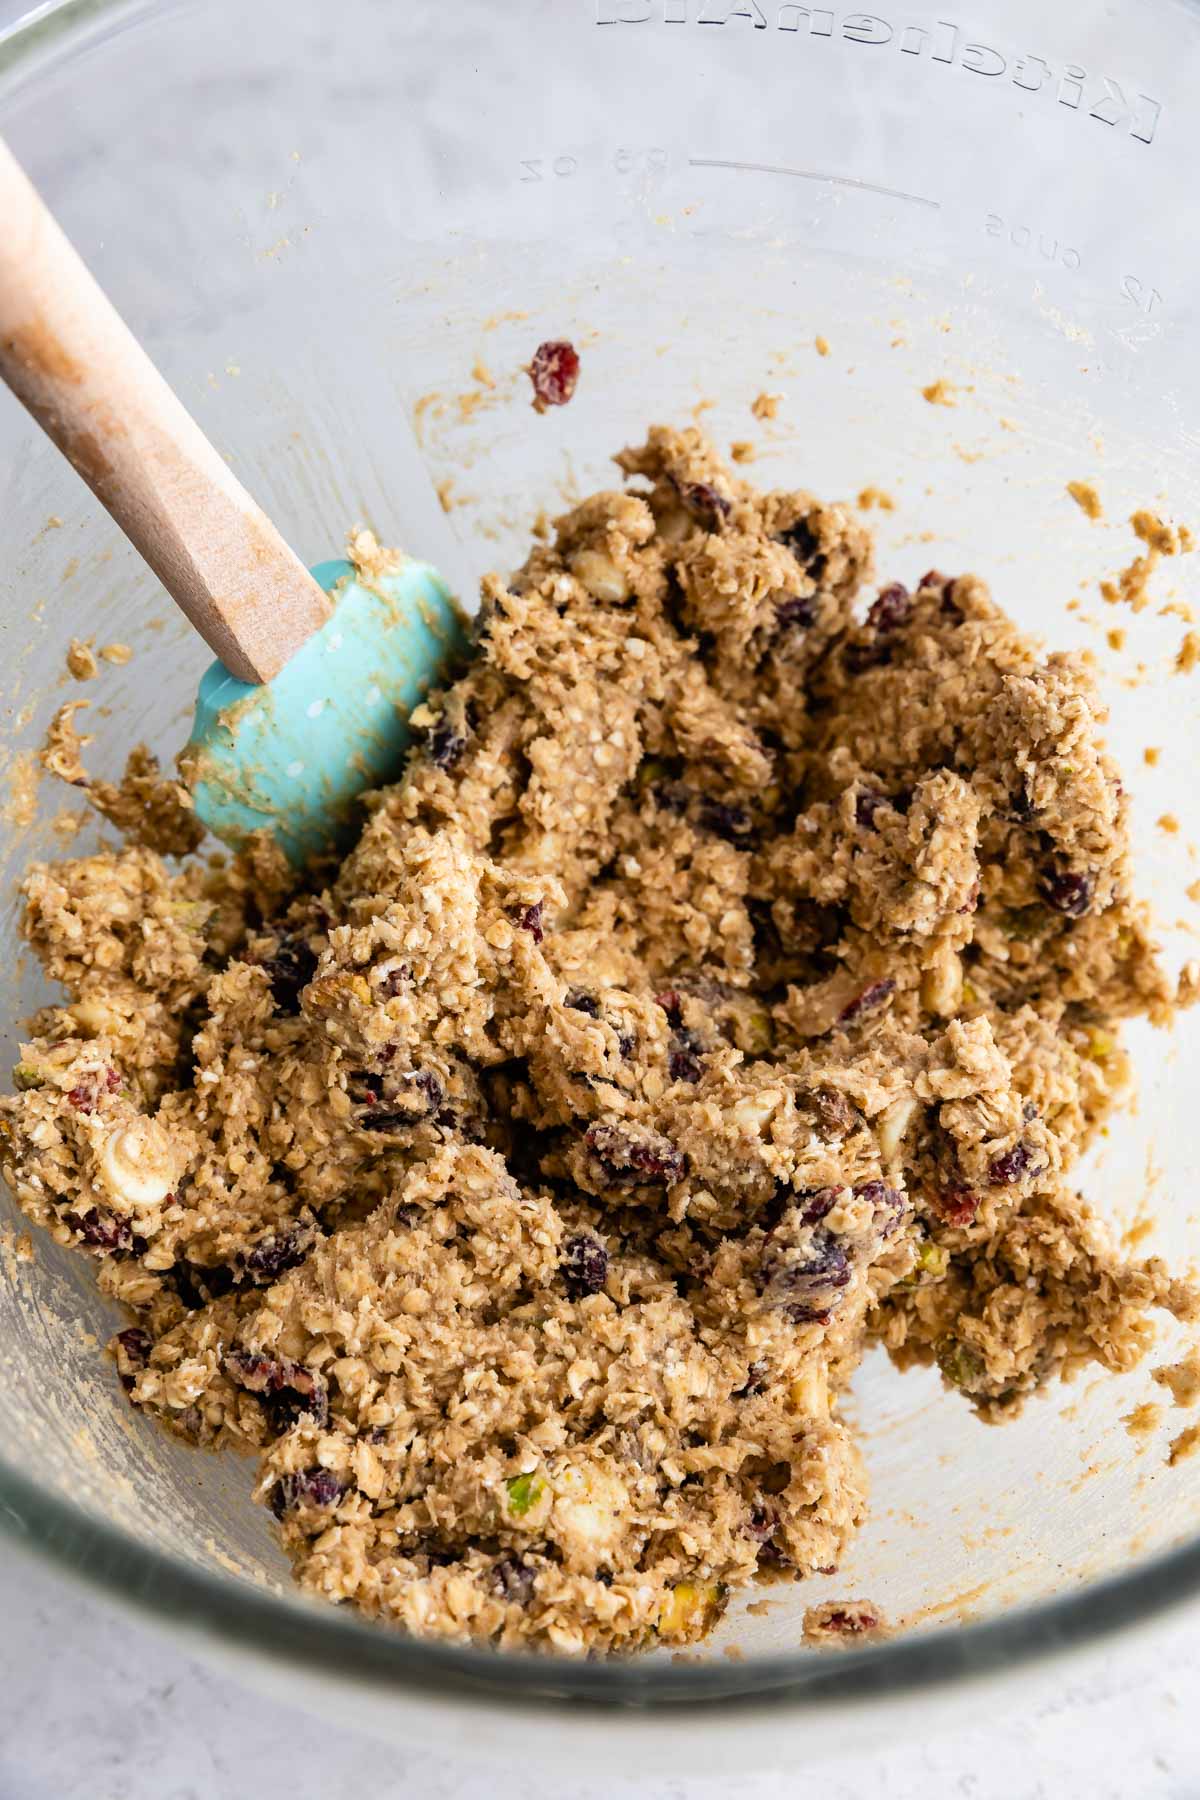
[
  {"left": 655, "top": 990, "right": 683, "bottom": 1026},
  {"left": 529, "top": 339, "right": 580, "bottom": 409},
  {"left": 918, "top": 569, "right": 962, "bottom": 618},
  {"left": 565, "top": 991, "right": 600, "bottom": 1017},
  {"left": 841, "top": 585, "right": 912, "bottom": 676},
  {"left": 652, "top": 779, "right": 691, "bottom": 817},
  {"left": 762, "top": 1230, "right": 852, "bottom": 1323},
  {"left": 358, "top": 1067, "right": 445, "bottom": 1132},
  {"left": 776, "top": 517, "right": 826, "bottom": 581},
  {"left": 412, "top": 1069, "right": 445, "bottom": 1113},
  {"left": 585, "top": 1122, "right": 687, "bottom": 1186},
  {"left": 1040, "top": 867, "right": 1094, "bottom": 919},
  {"left": 775, "top": 594, "right": 817, "bottom": 630},
  {"left": 66, "top": 1068, "right": 119, "bottom": 1113},
  {"left": 561, "top": 1232, "right": 609, "bottom": 1296},
  {"left": 64, "top": 1208, "right": 132, "bottom": 1253},
  {"left": 510, "top": 901, "right": 545, "bottom": 944},
  {"left": 493, "top": 1556, "right": 537, "bottom": 1603},
  {"left": 676, "top": 479, "right": 732, "bottom": 530},
  {"left": 668, "top": 1036, "right": 704, "bottom": 1083},
  {"left": 226, "top": 1350, "right": 329, "bottom": 1429},
  {"left": 854, "top": 788, "right": 888, "bottom": 829},
  {"left": 987, "top": 1141, "right": 1033, "bottom": 1186},
  {"left": 867, "top": 583, "right": 911, "bottom": 632},
  {"left": 797, "top": 1188, "right": 839, "bottom": 1225},
  {"left": 797, "top": 1236, "right": 853, "bottom": 1289},
  {"left": 381, "top": 965, "right": 410, "bottom": 997},
  {"left": 115, "top": 1326, "right": 152, "bottom": 1366},
  {"left": 821, "top": 1606, "right": 881, "bottom": 1635},
  {"left": 854, "top": 1179, "right": 908, "bottom": 1235},
  {"left": 784, "top": 1290, "right": 849, "bottom": 1328},
  {"left": 114, "top": 1326, "right": 152, "bottom": 1391},
  {"left": 267, "top": 1384, "right": 329, "bottom": 1434},
  {"left": 696, "top": 796, "right": 752, "bottom": 841},
  {"left": 427, "top": 717, "right": 467, "bottom": 770},
  {"left": 931, "top": 1186, "right": 979, "bottom": 1227},
  {"left": 241, "top": 1226, "right": 312, "bottom": 1284},
  {"left": 259, "top": 934, "right": 318, "bottom": 1015},
  {"left": 270, "top": 1467, "right": 346, "bottom": 1519},
  {"left": 838, "top": 979, "right": 896, "bottom": 1024}
]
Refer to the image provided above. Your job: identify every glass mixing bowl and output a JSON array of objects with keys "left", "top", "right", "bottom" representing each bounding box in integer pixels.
[{"left": 4, "top": 0, "right": 1200, "bottom": 1767}]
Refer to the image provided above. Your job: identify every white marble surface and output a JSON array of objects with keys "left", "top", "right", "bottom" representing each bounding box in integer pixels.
[{"left": 1, "top": 1540, "right": 1197, "bottom": 1799}]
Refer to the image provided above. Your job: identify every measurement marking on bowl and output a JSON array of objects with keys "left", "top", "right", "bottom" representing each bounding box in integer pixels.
[{"left": 688, "top": 157, "right": 940, "bottom": 210}]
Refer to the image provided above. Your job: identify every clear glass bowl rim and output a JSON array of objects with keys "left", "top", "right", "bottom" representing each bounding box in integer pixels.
[{"left": 2, "top": 0, "right": 1200, "bottom": 1718}]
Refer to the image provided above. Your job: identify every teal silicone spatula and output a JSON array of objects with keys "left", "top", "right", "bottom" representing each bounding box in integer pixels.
[{"left": 0, "top": 138, "right": 468, "bottom": 864}]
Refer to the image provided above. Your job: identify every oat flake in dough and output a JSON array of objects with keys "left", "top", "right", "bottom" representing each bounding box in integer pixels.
[{"left": 4, "top": 426, "right": 1196, "bottom": 1656}]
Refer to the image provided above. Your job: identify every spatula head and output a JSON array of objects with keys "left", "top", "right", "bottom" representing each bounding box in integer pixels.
[{"left": 184, "top": 558, "right": 469, "bottom": 864}]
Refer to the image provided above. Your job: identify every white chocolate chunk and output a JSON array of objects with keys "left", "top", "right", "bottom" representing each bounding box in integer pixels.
[{"left": 98, "top": 1119, "right": 175, "bottom": 1210}]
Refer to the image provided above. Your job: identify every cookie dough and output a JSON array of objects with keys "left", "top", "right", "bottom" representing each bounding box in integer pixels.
[{"left": 4, "top": 426, "right": 1194, "bottom": 1656}]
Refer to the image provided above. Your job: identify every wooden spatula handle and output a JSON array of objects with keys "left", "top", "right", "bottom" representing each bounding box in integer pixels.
[{"left": 0, "top": 138, "right": 330, "bottom": 684}]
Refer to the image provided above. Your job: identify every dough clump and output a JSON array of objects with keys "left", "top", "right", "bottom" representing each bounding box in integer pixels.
[{"left": 4, "top": 427, "right": 1192, "bottom": 1655}]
